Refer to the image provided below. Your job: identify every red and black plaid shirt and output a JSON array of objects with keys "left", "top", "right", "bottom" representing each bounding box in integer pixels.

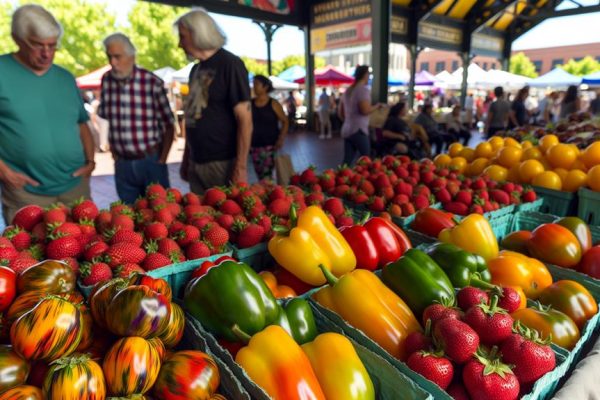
[{"left": 98, "top": 66, "right": 174, "bottom": 157}]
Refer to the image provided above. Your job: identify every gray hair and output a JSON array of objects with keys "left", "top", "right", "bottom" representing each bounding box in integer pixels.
[
  {"left": 11, "top": 4, "right": 63, "bottom": 42},
  {"left": 103, "top": 32, "right": 136, "bottom": 56},
  {"left": 174, "top": 8, "right": 226, "bottom": 51}
]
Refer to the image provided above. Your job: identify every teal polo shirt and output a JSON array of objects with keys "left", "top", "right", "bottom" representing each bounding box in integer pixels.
[{"left": 0, "top": 54, "right": 89, "bottom": 196}]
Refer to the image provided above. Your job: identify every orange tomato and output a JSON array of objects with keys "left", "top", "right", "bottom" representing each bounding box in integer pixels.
[
  {"left": 523, "top": 146, "right": 543, "bottom": 161},
  {"left": 538, "top": 134, "right": 559, "bottom": 154},
  {"left": 581, "top": 141, "right": 600, "bottom": 168},
  {"left": 275, "top": 285, "right": 297, "bottom": 299},
  {"left": 434, "top": 154, "right": 452, "bottom": 168},
  {"left": 532, "top": 171, "right": 562, "bottom": 190},
  {"left": 521, "top": 140, "right": 533, "bottom": 150},
  {"left": 562, "top": 169, "right": 588, "bottom": 192},
  {"left": 484, "top": 165, "right": 508, "bottom": 182},
  {"left": 497, "top": 147, "right": 523, "bottom": 168},
  {"left": 588, "top": 165, "right": 600, "bottom": 191},
  {"left": 518, "top": 159, "right": 545, "bottom": 184},
  {"left": 571, "top": 159, "right": 588, "bottom": 172},
  {"left": 488, "top": 136, "right": 505, "bottom": 150},
  {"left": 547, "top": 144, "right": 578, "bottom": 169},
  {"left": 504, "top": 137, "right": 522, "bottom": 148},
  {"left": 458, "top": 147, "right": 476, "bottom": 162},
  {"left": 475, "top": 142, "right": 493, "bottom": 159},
  {"left": 553, "top": 168, "right": 569, "bottom": 182},
  {"left": 468, "top": 158, "right": 490, "bottom": 176},
  {"left": 450, "top": 157, "right": 468, "bottom": 174},
  {"left": 259, "top": 271, "right": 278, "bottom": 294},
  {"left": 448, "top": 142, "right": 463, "bottom": 157},
  {"left": 507, "top": 164, "right": 521, "bottom": 183}
]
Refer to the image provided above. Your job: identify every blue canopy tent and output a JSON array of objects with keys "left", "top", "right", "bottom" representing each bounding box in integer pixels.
[
  {"left": 278, "top": 65, "right": 306, "bottom": 82},
  {"left": 582, "top": 71, "right": 600, "bottom": 86},
  {"left": 529, "top": 68, "right": 581, "bottom": 88}
]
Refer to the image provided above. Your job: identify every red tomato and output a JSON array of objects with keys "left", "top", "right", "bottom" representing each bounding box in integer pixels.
[
  {"left": 578, "top": 246, "right": 600, "bottom": 279},
  {"left": 0, "top": 266, "right": 16, "bottom": 312},
  {"left": 527, "top": 223, "right": 582, "bottom": 268}
]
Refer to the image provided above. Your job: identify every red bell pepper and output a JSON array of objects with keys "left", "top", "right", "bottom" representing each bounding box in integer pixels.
[
  {"left": 410, "top": 207, "right": 456, "bottom": 238},
  {"left": 191, "top": 255, "right": 236, "bottom": 278},
  {"left": 340, "top": 216, "right": 412, "bottom": 270}
]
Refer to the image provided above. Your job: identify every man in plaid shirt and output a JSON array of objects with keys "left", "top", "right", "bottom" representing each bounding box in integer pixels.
[{"left": 98, "top": 33, "right": 175, "bottom": 204}]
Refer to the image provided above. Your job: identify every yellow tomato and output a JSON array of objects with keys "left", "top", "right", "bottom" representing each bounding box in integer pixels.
[
  {"left": 532, "top": 171, "right": 562, "bottom": 190},
  {"left": 450, "top": 157, "right": 468, "bottom": 174},
  {"left": 497, "top": 147, "right": 523, "bottom": 168},
  {"left": 523, "top": 146, "right": 543, "bottom": 161},
  {"left": 448, "top": 142, "right": 464, "bottom": 157},
  {"left": 581, "top": 142, "right": 600, "bottom": 168},
  {"left": 504, "top": 137, "right": 522, "bottom": 148},
  {"left": 562, "top": 169, "right": 588, "bottom": 192},
  {"left": 553, "top": 168, "right": 569, "bottom": 183},
  {"left": 507, "top": 164, "right": 521, "bottom": 183},
  {"left": 546, "top": 143, "right": 578, "bottom": 169},
  {"left": 458, "top": 147, "right": 475, "bottom": 162},
  {"left": 434, "top": 153, "right": 452, "bottom": 168},
  {"left": 571, "top": 159, "right": 588, "bottom": 172},
  {"left": 538, "top": 134, "right": 559, "bottom": 154},
  {"left": 469, "top": 158, "right": 490, "bottom": 176},
  {"left": 488, "top": 136, "right": 505, "bottom": 150},
  {"left": 475, "top": 142, "right": 494, "bottom": 159},
  {"left": 521, "top": 140, "right": 533, "bottom": 150},
  {"left": 587, "top": 165, "right": 600, "bottom": 191},
  {"left": 518, "top": 159, "right": 545, "bottom": 184},
  {"left": 484, "top": 165, "right": 508, "bottom": 182}
]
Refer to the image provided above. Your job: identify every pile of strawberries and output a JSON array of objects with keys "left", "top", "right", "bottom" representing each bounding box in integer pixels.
[
  {"left": 406, "top": 286, "right": 556, "bottom": 400},
  {"left": 291, "top": 155, "right": 537, "bottom": 218},
  {"left": 0, "top": 182, "right": 358, "bottom": 287}
]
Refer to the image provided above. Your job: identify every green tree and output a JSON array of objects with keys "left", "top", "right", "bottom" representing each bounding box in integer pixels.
[
  {"left": 0, "top": 2, "right": 17, "bottom": 54},
  {"left": 241, "top": 56, "right": 268, "bottom": 76},
  {"left": 510, "top": 52, "right": 538, "bottom": 78},
  {"left": 560, "top": 56, "right": 600, "bottom": 76},
  {"left": 271, "top": 54, "right": 326, "bottom": 76},
  {"left": 125, "top": 2, "right": 188, "bottom": 71}
]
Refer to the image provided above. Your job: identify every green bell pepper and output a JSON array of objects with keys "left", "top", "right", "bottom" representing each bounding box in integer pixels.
[
  {"left": 183, "top": 261, "right": 280, "bottom": 342},
  {"left": 426, "top": 242, "right": 494, "bottom": 289},
  {"left": 279, "top": 298, "right": 318, "bottom": 345},
  {"left": 381, "top": 248, "right": 455, "bottom": 318}
]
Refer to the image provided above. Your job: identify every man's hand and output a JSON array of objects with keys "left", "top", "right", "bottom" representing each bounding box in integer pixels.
[
  {"left": 1, "top": 168, "right": 39, "bottom": 190},
  {"left": 231, "top": 161, "right": 247, "bottom": 184},
  {"left": 72, "top": 162, "right": 95, "bottom": 178}
]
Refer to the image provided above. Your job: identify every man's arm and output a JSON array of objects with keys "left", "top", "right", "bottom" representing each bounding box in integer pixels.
[
  {"left": 231, "top": 101, "right": 253, "bottom": 184},
  {"left": 0, "top": 159, "right": 39, "bottom": 189},
  {"left": 72, "top": 123, "right": 96, "bottom": 178},
  {"left": 159, "top": 124, "right": 174, "bottom": 164}
]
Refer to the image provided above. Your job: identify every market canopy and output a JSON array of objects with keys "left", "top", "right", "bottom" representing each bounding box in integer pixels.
[
  {"left": 278, "top": 65, "right": 306, "bottom": 82},
  {"left": 268, "top": 75, "right": 300, "bottom": 90},
  {"left": 415, "top": 70, "right": 438, "bottom": 86},
  {"left": 154, "top": 66, "right": 176, "bottom": 84},
  {"left": 582, "top": 71, "right": 600, "bottom": 86},
  {"left": 172, "top": 62, "right": 196, "bottom": 83},
  {"left": 448, "top": 64, "right": 490, "bottom": 88},
  {"left": 76, "top": 65, "right": 111, "bottom": 90},
  {"left": 294, "top": 65, "right": 354, "bottom": 86},
  {"left": 486, "top": 69, "right": 531, "bottom": 89},
  {"left": 529, "top": 68, "right": 582, "bottom": 88}
]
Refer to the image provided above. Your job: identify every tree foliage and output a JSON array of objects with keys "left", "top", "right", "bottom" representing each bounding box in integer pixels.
[
  {"left": 510, "top": 52, "right": 538, "bottom": 78},
  {"left": 241, "top": 55, "right": 268, "bottom": 76},
  {"left": 0, "top": 2, "right": 17, "bottom": 55},
  {"left": 560, "top": 56, "right": 600, "bottom": 76}
]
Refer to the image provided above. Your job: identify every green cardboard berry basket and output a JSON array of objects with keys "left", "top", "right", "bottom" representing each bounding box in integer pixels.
[
  {"left": 510, "top": 210, "right": 557, "bottom": 232},
  {"left": 484, "top": 204, "right": 515, "bottom": 220},
  {"left": 487, "top": 212, "right": 515, "bottom": 241},
  {"left": 185, "top": 308, "right": 433, "bottom": 400},
  {"left": 532, "top": 185, "right": 578, "bottom": 217},
  {"left": 515, "top": 198, "right": 544, "bottom": 213},
  {"left": 232, "top": 242, "right": 272, "bottom": 272},
  {"left": 578, "top": 187, "right": 600, "bottom": 226}
]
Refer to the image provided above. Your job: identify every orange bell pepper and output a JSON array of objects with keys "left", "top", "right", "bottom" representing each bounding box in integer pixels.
[
  {"left": 235, "top": 325, "right": 325, "bottom": 400},
  {"left": 488, "top": 251, "right": 552, "bottom": 299},
  {"left": 259, "top": 271, "right": 297, "bottom": 299}
]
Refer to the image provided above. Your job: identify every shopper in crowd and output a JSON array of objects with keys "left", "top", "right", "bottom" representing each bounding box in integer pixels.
[
  {"left": 445, "top": 105, "right": 471, "bottom": 146},
  {"left": 250, "top": 75, "right": 288, "bottom": 180},
  {"left": 590, "top": 90, "right": 600, "bottom": 115},
  {"left": 380, "top": 102, "right": 411, "bottom": 155},
  {"left": 464, "top": 92, "right": 474, "bottom": 129},
  {"left": 485, "top": 86, "right": 511, "bottom": 137},
  {"left": 560, "top": 85, "right": 581, "bottom": 119},
  {"left": 318, "top": 88, "right": 332, "bottom": 139},
  {"left": 338, "top": 65, "right": 381, "bottom": 165},
  {"left": 0, "top": 4, "right": 95, "bottom": 222},
  {"left": 175, "top": 8, "right": 252, "bottom": 193},
  {"left": 414, "top": 103, "right": 448, "bottom": 155},
  {"left": 99, "top": 33, "right": 175, "bottom": 204},
  {"left": 509, "top": 86, "right": 530, "bottom": 128},
  {"left": 286, "top": 90, "right": 297, "bottom": 133}
]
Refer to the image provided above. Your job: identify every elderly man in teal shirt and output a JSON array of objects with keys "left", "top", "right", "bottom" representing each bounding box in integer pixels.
[{"left": 0, "top": 4, "right": 95, "bottom": 223}]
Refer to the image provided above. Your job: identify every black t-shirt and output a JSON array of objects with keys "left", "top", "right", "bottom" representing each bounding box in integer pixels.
[
  {"left": 185, "top": 49, "right": 250, "bottom": 163},
  {"left": 252, "top": 98, "right": 279, "bottom": 147},
  {"left": 511, "top": 99, "right": 527, "bottom": 127},
  {"left": 383, "top": 116, "right": 410, "bottom": 141}
]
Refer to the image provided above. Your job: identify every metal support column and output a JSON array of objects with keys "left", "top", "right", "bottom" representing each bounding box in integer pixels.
[
  {"left": 304, "top": 26, "right": 315, "bottom": 130},
  {"left": 371, "top": 0, "right": 391, "bottom": 103},
  {"left": 500, "top": 32, "right": 513, "bottom": 71},
  {"left": 460, "top": 51, "right": 472, "bottom": 107},
  {"left": 254, "top": 21, "right": 282, "bottom": 76},
  {"left": 407, "top": 44, "right": 421, "bottom": 110}
]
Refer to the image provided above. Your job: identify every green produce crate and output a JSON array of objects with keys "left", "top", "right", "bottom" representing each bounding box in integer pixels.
[
  {"left": 484, "top": 204, "right": 515, "bottom": 220},
  {"left": 186, "top": 310, "right": 433, "bottom": 400},
  {"left": 232, "top": 242, "right": 272, "bottom": 271},
  {"left": 515, "top": 198, "right": 544, "bottom": 213},
  {"left": 308, "top": 292, "right": 569, "bottom": 400},
  {"left": 487, "top": 212, "right": 515, "bottom": 241},
  {"left": 591, "top": 225, "right": 600, "bottom": 245},
  {"left": 532, "top": 185, "right": 578, "bottom": 217},
  {"left": 180, "top": 318, "right": 251, "bottom": 399},
  {"left": 405, "top": 228, "right": 437, "bottom": 247},
  {"left": 510, "top": 211, "right": 557, "bottom": 232},
  {"left": 578, "top": 187, "right": 600, "bottom": 226}
]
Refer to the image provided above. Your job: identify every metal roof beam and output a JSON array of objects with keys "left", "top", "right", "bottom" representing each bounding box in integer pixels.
[{"left": 468, "top": 0, "right": 518, "bottom": 32}]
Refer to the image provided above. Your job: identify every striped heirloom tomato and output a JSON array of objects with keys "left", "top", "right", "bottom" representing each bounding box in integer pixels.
[
  {"left": 137, "top": 275, "right": 173, "bottom": 302},
  {"left": 0, "top": 345, "right": 29, "bottom": 393},
  {"left": 102, "top": 336, "right": 161, "bottom": 396},
  {"left": 148, "top": 337, "right": 167, "bottom": 362},
  {"left": 42, "top": 354, "right": 106, "bottom": 400},
  {"left": 74, "top": 303, "right": 94, "bottom": 352},
  {"left": 0, "top": 385, "right": 44, "bottom": 400},
  {"left": 16, "top": 260, "right": 76, "bottom": 295},
  {"left": 157, "top": 302, "right": 184, "bottom": 349},
  {"left": 8, "top": 291, "right": 82, "bottom": 327},
  {"left": 89, "top": 277, "right": 131, "bottom": 329},
  {"left": 153, "top": 350, "right": 220, "bottom": 400},
  {"left": 10, "top": 296, "right": 81, "bottom": 361}
]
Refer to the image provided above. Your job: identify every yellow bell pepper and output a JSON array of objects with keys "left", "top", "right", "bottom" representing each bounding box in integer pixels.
[
  {"left": 268, "top": 205, "right": 356, "bottom": 285},
  {"left": 438, "top": 214, "right": 499, "bottom": 261},
  {"left": 313, "top": 265, "right": 421, "bottom": 361},
  {"left": 302, "top": 333, "right": 375, "bottom": 400},
  {"left": 235, "top": 325, "right": 326, "bottom": 400},
  {"left": 488, "top": 250, "right": 553, "bottom": 299}
]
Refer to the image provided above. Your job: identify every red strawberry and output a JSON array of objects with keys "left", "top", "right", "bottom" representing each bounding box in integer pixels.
[
  {"left": 142, "top": 252, "right": 172, "bottom": 271},
  {"left": 300, "top": 167, "right": 318, "bottom": 185},
  {"left": 463, "top": 349, "right": 520, "bottom": 400},
  {"left": 500, "top": 323, "right": 556, "bottom": 386},
  {"left": 109, "top": 229, "right": 143, "bottom": 247},
  {"left": 78, "top": 219, "right": 97, "bottom": 236},
  {"left": 268, "top": 198, "right": 292, "bottom": 218},
  {"left": 183, "top": 192, "right": 201, "bottom": 205},
  {"left": 422, "top": 302, "right": 464, "bottom": 327},
  {"left": 497, "top": 286, "right": 522, "bottom": 313},
  {"left": 367, "top": 196, "right": 385, "bottom": 212},
  {"left": 256, "top": 215, "right": 272, "bottom": 235},
  {"left": 46, "top": 236, "right": 82, "bottom": 259},
  {"left": 166, "top": 202, "right": 182, "bottom": 218},
  {"left": 394, "top": 181, "right": 413, "bottom": 197},
  {"left": 413, "top": 194, "right": 430, "bottom": 210},
  {"left": 236, "top": 223, "right": 265, "bottom": 248},
  {"left": 405, "top": 320, "right": 433, "bottom": 355},
  {"left": 9, "top": 254, "right": 38, "bottom": 273},
  {"left": 463, "top": 295, "right": 513, "bottom": 346},
  {"left": 174, "top": 225, "right": 201, "bottom": 247},
  {"left": 446, "top": 381, "right": 470, "bottom": 400},
  {"left": 305, "top": 192, "right": 324, "bottom": 206},
  {"left": 104, "top": 242, "right": 146, "bottom": 268},
  {"left": 71, "top": 198, "right": 99, "bottom": 221},
  {"left": 61, "top": 257, "right": 80, "bottom": 274},
  {"left": 401, "top": 202, "right": 415, "bottom": 216},
  {"left": 186, "top": 241, "right": 211, "bottom": 260},
  {"left": 455, "top": 190, "right": 473, "bottom": 206},
  {"left": 134, "top": 197, "right": 149, "bottom": 210},
  {"left": 407, "top": 351, "right": 454, "bottom": 390},
  {"left": 470, "top": 204, "right": 484, "bottom": 214},
  {"left": 44, "top": 207, "right": 67, "bottom": 225},
  {"left": 471, "top": 178, "right": 487, "bottom": 190},
  {"left": 335, "top": 213, "right": 354, "bottom": 228},
  {"left": 457, "top": 286, "right": 489, "bottom": 311},
  {"left": 154, "top": 207, "right": 175, "bottom": 226},
  {"left": 166, "top": 188, "right": 183, "bottom": 203},
  {"left": 203, "top": 224, "right": 229, "bottom": 248},
  {"left": 157, "top": 238, "right": 182, "bottom": 257},
  {"left": 115, "top": 263, "right": 145, "bottom": 278},
  {"left": 219, "top": 199, "right": 243, "bottom": 215},
  {"left": 110, "top": 213, "right": 135, "bottom": 231},
  {"left": 4, "top": 227, "right": 31, "bottom": 251},
  {"left": 11, "top": 205, "right": 44, "bottom": 231},
  {"left": 215, "top": 214, "right": 235, "bottom": 232},
  {"left": 50, "top": 222, "right": 82, "bottom": 238},
  {"left": 444, "top": 201, "right": 469, "bottom": 216},
  {"left": 522, "top": 189, "right": 537, "bottom": 202},
  {"left": 501, "top": 182, "right": 515, "bottom": 193},
  {"left": 435, "top": 188, "right": 452, "bottom": 204},
  {"left": 203, "top": 188, "right": 227, "bottom": 207},
  {"left": 145, "top": 183, "right": 167, "bottom": 199},
  {"left": 95, "top": 210, "right": 113, "bottom": 233},
  {"left": 490, "top": 189, "right": 510, "bottom": 205},
  {"left": 433, "top": 318, "right": 479, "bottom": 364},
  {"left": 83, "top": 240, "right": 109, "bottom": 261},
  {"left": 144, "top": 222, "right": 168, "bottom": 241}
]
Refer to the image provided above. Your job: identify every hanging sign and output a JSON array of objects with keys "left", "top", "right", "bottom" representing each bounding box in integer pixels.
[
  {"left": 311, "top": 17, "right": 372, "bottom": 53},
  {"left": 310, "top": 0, "right": 371, "bottom": 27}
]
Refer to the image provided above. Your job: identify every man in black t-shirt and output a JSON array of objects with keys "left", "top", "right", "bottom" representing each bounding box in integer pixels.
[{"left": 175, "top": 9, "right": 252, "bottom": 193}]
